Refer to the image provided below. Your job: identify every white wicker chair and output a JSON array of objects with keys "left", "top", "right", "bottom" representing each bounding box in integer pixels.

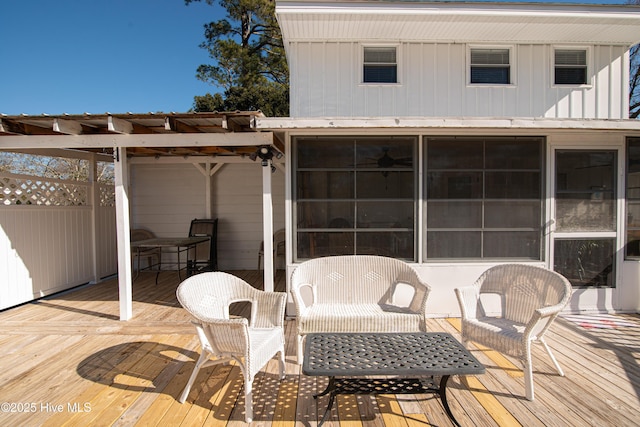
[
  {"left": 454, "top": 264, "right": 572, "bottom": 401},
  {"left": 176, "top": 272, "right": 286, "bottom": 422}
]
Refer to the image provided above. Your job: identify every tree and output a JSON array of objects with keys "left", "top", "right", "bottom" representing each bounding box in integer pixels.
[
  {"left": 186, "top": 0, "right": 289, "bottom": 117},
  {"left": 0, "top": 152, "right": 114, "bottom": 183},
  {"left": 631, "top": 43, "right": 640, "bottom": 119},
  {"left": 630, "top": 0, "right": 640, "bottom": 119}
]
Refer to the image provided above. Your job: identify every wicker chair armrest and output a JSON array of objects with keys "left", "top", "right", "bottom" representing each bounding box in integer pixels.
[
  {"left": 536, "top": 304, "right": 564, "bottom": 318},
  {"left": 205, "top": 317, "right": 249, "bottom": 327},
  {"left": 291, "top": 283, "right": 313, "bottom": 316},
  {"left": 197, "top": 318, "right": 251, "bottom": 354},
  {"left": 454, "top": 285, "right": 480, "bottom": 320},
  {"left": 252, "top": 290, "right": 287, "bottom": 328},
  {"left": 523, "top": 303, "right": 565, "bottom": 339},
  {"left": 389, "top": 278, "right": 430, "bottom": 316}
]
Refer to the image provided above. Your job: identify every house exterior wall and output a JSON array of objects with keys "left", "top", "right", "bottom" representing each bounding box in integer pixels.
[
  {"left": 289, "top": 41, "right": 629, "bottom": 119},
  {"left": 277, "top": 126, "right": 640, "bottom": 317},
  {"left": 273, "top": 2, "right": 640, "bottom": 316},
  {"left": 130, "top": 164, "right": 208, "bottom": 237},
  {"left": 212, "top": 163, "right": 286, "bottom": 270},
  {"left": 129, "top": 162, "right": 285, "bottom": 271}
]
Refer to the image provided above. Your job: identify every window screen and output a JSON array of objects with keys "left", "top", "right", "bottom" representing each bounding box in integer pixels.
[
  {"left": 627, "top": 138, "right": 640, "bottom": 258},
  {"left": 426, "top": 136, "right": 544, "bottom": 260},
  {"left": 555, "top": 49, "right": 587, "bottom": 85},
  {"left": 363, "top": 47, "right": 397, "bottom": 83},
  {"left": 470, "top": 48, "right": 510, "bottom": 84},
  {"left": 294, "top": 136, "right": 416, "bottom": 261}
]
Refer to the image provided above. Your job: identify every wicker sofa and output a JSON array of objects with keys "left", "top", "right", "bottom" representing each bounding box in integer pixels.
[{"left": 290, "top": 255, "right": 431, "bottom": 363}]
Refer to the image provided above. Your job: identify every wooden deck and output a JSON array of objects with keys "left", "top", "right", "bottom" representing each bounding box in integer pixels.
[{"left": 0, "top": 270, "right": 639, "bottom": 426}]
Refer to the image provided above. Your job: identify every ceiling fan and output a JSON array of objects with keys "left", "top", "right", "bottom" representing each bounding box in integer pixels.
[{"left": 360, "top": 147, "right": 412, "bottom": 171}]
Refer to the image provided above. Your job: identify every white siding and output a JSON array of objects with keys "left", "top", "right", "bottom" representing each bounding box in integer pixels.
[
  {"left": 130, "top": 164, "right": 207, "bottom": 236},
  {"left": 289, "top": 42, "right": 630, "bottom": 119},
  {"left": 0, "top": 207, "right": 109, "bottom": 310},
  {"left": 96, "top": 205, "right": 117, "bottom": 278},
  {"left": 130, "top": 162, "right": 285, "bottom": 271},
  {"left": 213, "top": 164, "right": 285, "bottom": 270}
]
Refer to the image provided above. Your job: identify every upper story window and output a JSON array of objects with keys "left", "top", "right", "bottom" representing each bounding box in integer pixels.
[
  {"left": 470, "top": 48, "right": 511, "bottom": 85},
  {"left": 363, "top": 46, "right": 397, "bottom": 83},
  {"left": 554, "top": 48, "right": 588, "bottom": 85}
]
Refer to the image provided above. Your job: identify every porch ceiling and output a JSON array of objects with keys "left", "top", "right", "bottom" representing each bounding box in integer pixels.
[{"left": 0, "top": 111, "right": 282, "bottom": 158}]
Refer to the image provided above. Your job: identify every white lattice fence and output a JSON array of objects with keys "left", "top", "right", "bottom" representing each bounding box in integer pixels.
[
  {"left": 99, "top": 183, "right": 115, "bottom": 207},
  {"left": 1, "top": 174, "right": 89, "bottom": 206}
]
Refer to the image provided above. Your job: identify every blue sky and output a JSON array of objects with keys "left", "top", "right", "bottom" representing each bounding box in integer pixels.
[
  {"left": 0, "top": 0, "right": 222, "bottom": 115},
  {"left": 0, "top": 0, "right": 631, "bottom": 116}
]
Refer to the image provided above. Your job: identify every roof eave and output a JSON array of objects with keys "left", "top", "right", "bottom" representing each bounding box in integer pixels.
[
  {"left": 255, "top": 116, "right": 640, "bottom": 132},
  {"left": 276, "top": 1, "right": 640, "bottom": 45}
]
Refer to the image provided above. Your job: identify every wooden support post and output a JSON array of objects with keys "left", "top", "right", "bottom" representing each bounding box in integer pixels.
[
  {"left": 114, "top": 147, "right": 133, "bottom": 320},
  {"left": 262, "top": 160, "right": 274, "bottom": 292}
]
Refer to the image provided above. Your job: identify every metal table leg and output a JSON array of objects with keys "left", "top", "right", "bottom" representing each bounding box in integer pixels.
[
  {"left": 314, "top": 377, "right": 337, "bottom": 426},
  {"left": 439, "top": 375, "right": 463, "bottom": 427}
]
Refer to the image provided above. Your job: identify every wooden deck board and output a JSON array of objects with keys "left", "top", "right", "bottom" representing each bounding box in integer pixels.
[{"left": 0, "top": 271, "right": 639, "bottom": 426}]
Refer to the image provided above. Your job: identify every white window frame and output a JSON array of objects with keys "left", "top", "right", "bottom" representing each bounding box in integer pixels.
[
  {"left": 424, "top": 135, "right": 544, "bottom": 261},
  {"left": 361, "top": 44, "right": 401, "bottom": 85},
  {"left": 292, "top": 135, "right": 417, "bottom": 262},
  {"left": 467, "top": 45, "right": 515, "bottom": 86},
  {"left": 548, "top": 141, "right": 624, "bottom": 291},
  {"left": 552, "top": 46, "right": 591, "bottom": 87}
]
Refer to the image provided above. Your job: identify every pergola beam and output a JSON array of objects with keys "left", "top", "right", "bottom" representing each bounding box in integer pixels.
[
  {"left": 53, "top": 118, "right": 84, "bottom": 135},
  {"left": 0, "top": 131, "right": 275, "bottom": 150},
  {"left": 223, "top": 114, "right": 243, "bottom": 132},
  {"left": 165, "top": 117, "right": 201, "bottom": 133},
  {"left": 0, "top": 118, "right": 58, "bottom": 135},
  {"left": 108, "top": 116, "right": 134, "bottom": 134},
  {"left": 1, "top": 147, "right": 113, "bottom": 162}
]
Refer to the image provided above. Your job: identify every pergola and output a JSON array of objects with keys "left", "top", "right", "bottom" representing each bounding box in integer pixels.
[{"left": 0, "top": 111, "right": 283, "bottom": 320}]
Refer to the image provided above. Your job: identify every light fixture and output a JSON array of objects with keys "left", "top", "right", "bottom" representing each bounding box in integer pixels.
[{"left": 250, "top": 145, "right": 282, "bottom": 167}]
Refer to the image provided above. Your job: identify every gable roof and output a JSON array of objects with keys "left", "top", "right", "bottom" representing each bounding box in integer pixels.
[{"left": 276, "top": 1, "right": 640, "bottom": 45}]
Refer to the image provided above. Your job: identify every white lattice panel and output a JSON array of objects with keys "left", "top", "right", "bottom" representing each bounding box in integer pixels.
[
  {"left": 99, "top": 184, "right": 115, "bottom": 207},
  {"left": 1, "top": 176, "right": 88, "bottom": 206}
]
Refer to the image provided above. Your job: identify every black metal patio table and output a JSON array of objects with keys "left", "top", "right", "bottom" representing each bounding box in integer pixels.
[
  {"left": 303, "top": 332, "right": 485, "bottom": 427},
  {"left": 131, "top": 236, "right": 210, "bottom": 282}
]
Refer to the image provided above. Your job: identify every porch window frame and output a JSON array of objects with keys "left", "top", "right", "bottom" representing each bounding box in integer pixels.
[
  {"left": 550, "top": 147, "right": 621, "bottom": 288},
  {"left": 292, "top": 135, "right": 418, "bottom": 262},
  {"left": 626, "top": 137, "right": 640, "bottom": 259},
  {"left": 424, "top": 136, "right": 545, "bottom": 261}
]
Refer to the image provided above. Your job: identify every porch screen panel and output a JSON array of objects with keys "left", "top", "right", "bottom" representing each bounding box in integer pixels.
[
  {"left": 555, "top": 150, "right": 616, "bottom": 232},
  {"left": 294, "top": 136, "right": 417, "bottom": 261},
  {"left": 554, "top": 150, "right": 617, "bottom": 288},
  {"left": 626, "top": 138, "right": 640, "bottom": 258},
  {"left": 425, "top": 136, "right": 544, "bottom": 260}
]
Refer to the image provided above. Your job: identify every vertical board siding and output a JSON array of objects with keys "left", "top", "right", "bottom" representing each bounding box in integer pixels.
[
  {"left": 130, "top": 164, "right": 207, "bottom": 237},
  {"left": 0, "top": 207, "right": 108, "bottom": 310},
  {"left": 213, "top": 163, "right": 285, "bottom": 270},
  {"left": 130, "top": 163, "right": 208, "bottom": 269},
  {"left": 130, "top": 162, "right": 285, "bottom": 271},
  {"left": 96, "top": 206, "right": 117, "bottom": 278},
  {"left": 290, "top": 41, "right": 629, "bottom": 119}
]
